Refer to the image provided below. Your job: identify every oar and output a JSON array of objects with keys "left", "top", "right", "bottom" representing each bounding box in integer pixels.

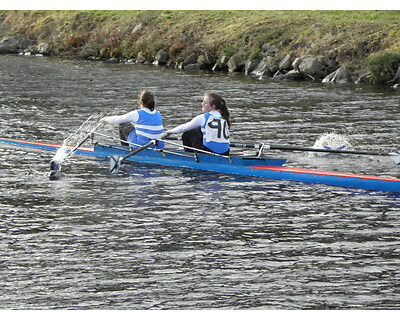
[
  {"left": 233, "top": 142, "right": 400, "bottom": 165},
  {"left": 49, "top": 132, "right": 93, "bottom": 180},
  {"left": 109, "top": 134, "right": 168, "bottom": 174},
  {"left": 164, "top": 136, "right": 400, "bottom": 165},
  {"left": 49, "top": 121, "right": 103, "bottom": 180}
]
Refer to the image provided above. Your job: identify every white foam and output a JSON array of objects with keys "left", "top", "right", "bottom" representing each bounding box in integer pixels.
[
  {"left": 51, "top": 144, "right": 68, "bottom": 163},
  {"left": 312, "top": 133, "right": 353, "bottom": 151}
]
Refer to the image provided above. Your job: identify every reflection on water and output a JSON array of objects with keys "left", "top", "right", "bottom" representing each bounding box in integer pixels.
[{"left": 0, "top": 55, "right": 399, "bottom": 309}]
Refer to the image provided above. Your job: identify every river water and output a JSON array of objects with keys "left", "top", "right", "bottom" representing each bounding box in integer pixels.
[{"left": 0, "top": 55, "right": 399, "bottom": 310}]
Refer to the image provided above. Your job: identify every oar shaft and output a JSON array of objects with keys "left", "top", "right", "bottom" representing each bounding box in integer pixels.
[
  {"left": 108, "top": 135, "right": 397, "bottom": 159},
  {"left": 109, "top": 134, "right": 169, "bottom": 174},
  {"left": 65, "top": 121, "right": 104, "bottom": 159},
  {"left": 266, "top": 144, "right": 391, "bottom": 156},
  {"left": 121, "top": 133, "right": 169, "bottom": 161},
  {"left": 164, "top": 136, "right": 261, "bottom": 149},
  {"left": 121, "top": 140, "right": 156, "bottom": 161}
]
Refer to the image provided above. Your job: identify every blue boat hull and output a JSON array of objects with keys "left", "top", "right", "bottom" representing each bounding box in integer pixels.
[{"left": 1, "top": 137, "right": 399, "bottom": 193}]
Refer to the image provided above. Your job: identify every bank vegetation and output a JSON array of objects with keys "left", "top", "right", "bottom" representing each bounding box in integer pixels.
[{"left": 0, "top": 10, "right": 399, "bottom": 86}]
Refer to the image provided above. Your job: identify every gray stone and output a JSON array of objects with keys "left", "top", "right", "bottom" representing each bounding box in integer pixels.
[
  {"left": 322, "top": 67, "right": 354, "bottom": 84},
  {"left": 154, "top": 50, "right": 169, "bottom": 65},
  {"left": 286, "top": 70, "right": 306, "bottom": 81},
  {"left": 136, "top": 52, "right": 147, "bottom": 63},
  {"left": 262, "top": 43, "right": 278, "bottom": 55},
  {"left": 296, "top": 55, "right": 326, "bottom": 80},
  {"left": 250, "top": 59, "right": 273, "bottom": 78},
  {"left": 179, "top": 53, "right": 198, "bottom": 69},
  {"left": 355, "top": 70, "right": 371, "bottom": 84},
  {"left": 227, "top": 52, "right": 246, "bottom": 72},
  {"left": 212, "top": 55, "right": 229, "bottom": 71},
  {"left": 104, "top": 58, "right": 119, "bottom": 64},
  {"left": 197, "top": 53, "right": 216, "bottom": 70},
  {"left": 273, "top": 70, "right": 305, "bottom": 81},
  {"left": 184, "top": 63, "right": 202, "bottom": 71},
  {"left": 0, "top": 34, "right": 33, "bottom": 54},
  {"left": 245, "top": 59, "right": 261, "bottom": 75},
  {"left": 279, "top": 53, "right": 296, "bottom": 71},
  {"left": 38, "top": 43, "right": 51, "bottom": 55}
]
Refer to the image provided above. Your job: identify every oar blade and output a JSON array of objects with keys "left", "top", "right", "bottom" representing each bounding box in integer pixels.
[
  {"left": 109, "top": 138, "right": 160, "bottom": 174},
  {"left": 49, "top": 159, "right": 61, "bottom": 180},
  {"left": 389, "top": 152, "right": 400, "bottom": 165},
  {"left": 109, "top": 155, "right": 122, "bottom": 174}
]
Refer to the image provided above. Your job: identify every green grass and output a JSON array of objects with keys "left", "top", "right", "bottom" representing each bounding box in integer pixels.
[
  {"left": 1, "top": 10, "right": 399, "bottom": 72},
  {"left": 366, "top": 51, "right": 400, "bottom": 83}
]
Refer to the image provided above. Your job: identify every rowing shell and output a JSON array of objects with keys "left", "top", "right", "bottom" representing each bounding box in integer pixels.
[{"left": 1, "top": 137, "right": 399, "bottom": 193}]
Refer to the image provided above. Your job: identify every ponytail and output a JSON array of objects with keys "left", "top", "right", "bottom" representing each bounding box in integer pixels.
[
  {"left": 206, "top": 92, "right": 231, "bottom": 127},
  {"left": 139, "top": 90, "right": 155, "bottom": 111}
]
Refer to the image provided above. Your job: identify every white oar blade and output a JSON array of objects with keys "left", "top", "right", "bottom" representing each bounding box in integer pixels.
[
  {"left": 49, "top": 159, "right": 61, "bottom": 180},
  {"left": 389, "top": 152, "right": 400, "bottom": 165},
  {"left": 109, "top": 155, "right": 122, "bottom": 174}
]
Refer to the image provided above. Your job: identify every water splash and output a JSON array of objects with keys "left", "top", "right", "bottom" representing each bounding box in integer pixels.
[
  {"left": 50, "top": 113, "right": 104, "bottom": 166},
  {"left": 63, "top": 113, "right": 104, "bottom": 147},
  {"left": 52, "top": 144, "right": 68, "bottom": 163},
  {"left": 312, "top": 133, "right": 353, "bottom": 151}
]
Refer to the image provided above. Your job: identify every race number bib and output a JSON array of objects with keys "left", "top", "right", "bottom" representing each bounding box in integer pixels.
[{"left": 205, "top": 116, "right": 229, "bottom": 143}]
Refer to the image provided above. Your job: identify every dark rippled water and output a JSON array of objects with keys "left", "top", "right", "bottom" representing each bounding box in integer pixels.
[{"left": 0, "top": 55, "right": 399, "bottom": 309}]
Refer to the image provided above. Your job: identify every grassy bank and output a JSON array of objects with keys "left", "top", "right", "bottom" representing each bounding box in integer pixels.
[{"left": 1, "top": 10, "right": 399, "bottom": 82}]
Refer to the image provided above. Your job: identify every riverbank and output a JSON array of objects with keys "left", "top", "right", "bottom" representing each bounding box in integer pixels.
[{"left": 1, "top": 10, "right": 399, "bottom": 87}]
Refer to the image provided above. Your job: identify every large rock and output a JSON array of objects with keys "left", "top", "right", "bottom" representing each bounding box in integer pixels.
[
  {"left": 249, "top": 59, "right": 273, "bottom": 78},
  {"left": 320, "top": 51, "right": 339, "bottom": 74},
  {"left": 269, "top": 59, "right": 280, "bottom": 74},
  {"left": 292, "top": 56, "right": 305, "bottom": 70},
  {"left": 136, "top": 52, "right": 147, "bottom": 63},
  {"left": 103, "top": 58, "right": 119, "bottom": 64},
  {"left": 244, "top": 59, "right": 261, "bottom": 75},
  {"left": 179, "top": 53, "right": 198, "bottom": 69},
  {"left": 322, "top": 67, "right": 354, "bottom": 84},
  {"left": 296, "top": 55, "right": 326, "bottom": 80},
  {"left": 355, "top": 70, "right": 371, "bottom": 84},
  {"left": 262, "top": 43, "right": 278, "bottom": 56},
  {"left": 197, "top": 53, "right": 216, "bottom": 70},
  {"left": 184, "top": 63, "right": 202, "bottom": 71},
  {"left": 154, "top": 50, "right": 169, "bottom": 65},
  {"left": 273, "top": 70, "right": 305, "bottom": 81},
  {"left": 212, "top": 55, "right": 229, "bottom": 71},
  {"left": 227, "top": 52, "right": 246, "bottom": 72},
  {"left": 77, "top": 44, "right": 98, "bottom": 59},
  {"left": 0, "top": 34, "right": 33, "bottom": 54},
  {"left": 37, "top": 43, "right": 51, "bottom": 55},
  {"left": 279, "top": 53, "right": 296, "bottom": 71}
]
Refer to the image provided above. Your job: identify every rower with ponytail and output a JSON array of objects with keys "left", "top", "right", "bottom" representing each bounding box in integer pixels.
[
  {"left": 166, "top": 92, "right": 231, "bottom": 155},
  {"left": 102, "top": 90, "right": 165, "bottom": 149},
  {"left": 207, "top": 92, "right": 231, "bottom": 128}
]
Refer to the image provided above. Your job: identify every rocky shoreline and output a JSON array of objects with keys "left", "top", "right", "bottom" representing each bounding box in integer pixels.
[{"left": 1, "top": 31, "right": 399, "bottom": 89}]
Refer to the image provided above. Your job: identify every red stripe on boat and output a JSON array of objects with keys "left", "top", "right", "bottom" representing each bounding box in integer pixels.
[
  {"left": 247, "top": 166, "right": 400, "bottom": 182},
  {"left": 1, "top": 138, "right": 94, "bottom": 152}
]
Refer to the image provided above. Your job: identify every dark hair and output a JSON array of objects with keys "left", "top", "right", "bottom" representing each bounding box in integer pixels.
[
  {"left": 205, "top": 92, "right": 231, "bottom": 127},
  {"left": 139, "top": 90, "right": 155, "bottom": 111}
]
